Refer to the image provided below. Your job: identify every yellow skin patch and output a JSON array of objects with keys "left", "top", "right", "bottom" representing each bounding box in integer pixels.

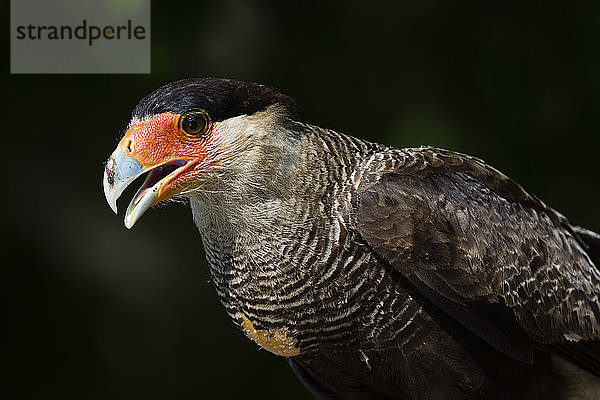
[{"left": 240, "top": 313, "right": 300, "bottom": 357}]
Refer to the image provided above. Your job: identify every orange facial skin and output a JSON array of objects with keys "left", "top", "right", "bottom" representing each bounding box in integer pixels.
[{"left": 117, "top": 112, "right": 214, "bottom": 204}]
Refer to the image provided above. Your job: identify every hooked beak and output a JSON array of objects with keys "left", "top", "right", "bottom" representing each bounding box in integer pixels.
[{"left": 103, "top": 146, "right": 190, "bottom": 229}]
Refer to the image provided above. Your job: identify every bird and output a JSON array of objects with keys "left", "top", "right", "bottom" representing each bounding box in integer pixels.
[{"left": 103, "top": 78, "right": 600, "bottom": 399}]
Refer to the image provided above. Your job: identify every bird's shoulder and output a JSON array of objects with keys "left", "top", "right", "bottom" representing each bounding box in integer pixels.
[{"left": 353, "top": 146, "right": 552, "bottom": 216}]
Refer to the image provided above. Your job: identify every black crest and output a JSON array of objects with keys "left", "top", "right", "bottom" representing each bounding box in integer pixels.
[{"left": 132, "top": 78, "right": 294, "bottom": 122}]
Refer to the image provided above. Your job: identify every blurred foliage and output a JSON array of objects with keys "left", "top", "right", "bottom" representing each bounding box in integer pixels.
[{"left": 5, "top": 1, "right": 600, "bottom": 399}]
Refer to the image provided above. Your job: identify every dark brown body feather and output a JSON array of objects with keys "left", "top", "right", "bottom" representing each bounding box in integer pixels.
[{"left": 190, "top": 124, "right": 600, "bottom": 399}]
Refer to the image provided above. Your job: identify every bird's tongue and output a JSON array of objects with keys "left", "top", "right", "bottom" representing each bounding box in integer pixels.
[{"left": 132, "top": 163, "right": 183, "bottom": 204}]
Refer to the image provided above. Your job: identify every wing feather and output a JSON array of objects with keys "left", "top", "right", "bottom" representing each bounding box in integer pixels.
[{"left": 354, "top": 148, "right": 600, "bottom": 361}]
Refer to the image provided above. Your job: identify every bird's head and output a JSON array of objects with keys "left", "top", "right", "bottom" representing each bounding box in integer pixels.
[{"left": 103, "top": 78, "right": 295, "bottom": 228}]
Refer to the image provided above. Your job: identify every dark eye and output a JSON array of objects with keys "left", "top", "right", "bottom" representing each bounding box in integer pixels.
[{"left": 180, "top": 111, "right": 210, "bottom": 136}]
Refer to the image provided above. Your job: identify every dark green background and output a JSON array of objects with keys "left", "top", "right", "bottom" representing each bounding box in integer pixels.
[{"left": 7, "top": 1, "right": 600, "bottom": 399}]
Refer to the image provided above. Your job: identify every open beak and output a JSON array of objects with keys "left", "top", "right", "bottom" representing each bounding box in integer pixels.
[{"left": 103, "top": 145, "right": 190, "bottom": 229}]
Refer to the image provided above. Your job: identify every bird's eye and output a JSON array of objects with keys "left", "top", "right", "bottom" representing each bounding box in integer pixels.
[{"left": 179, "top": 111, "right": 210, "bottom": 137}]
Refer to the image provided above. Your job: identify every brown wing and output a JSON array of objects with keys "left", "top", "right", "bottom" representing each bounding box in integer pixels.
[{"left": 354, "top": 147, "right": 600, "bottom": 362}]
